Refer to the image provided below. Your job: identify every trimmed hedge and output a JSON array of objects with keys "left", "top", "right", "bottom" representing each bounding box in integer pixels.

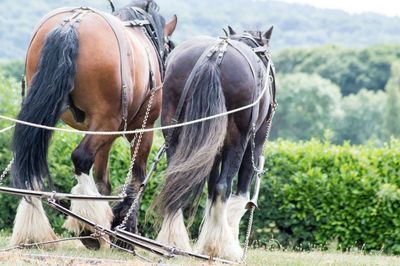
[
  {"left": 0, "top": 130, "right": 400, "bottom": 254},
  {"left": 253, "top": 139, "right": 400, "bottom": 254}
]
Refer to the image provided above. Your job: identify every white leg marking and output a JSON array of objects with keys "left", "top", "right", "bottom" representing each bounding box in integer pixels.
[
  {"left": 195, "top": 197, "right": 243, "bottom": 261},
  {"left": 11, "top": 197, "right": 58, "bottom": 248},
  {"left": 63, "top": 173, "right": 113, "bottom": 248},
  {"left": 156, "top": 209, "right": 192, "bottom": 251},
  {"left": 227, "top": 194, "right": 249, "bottom": 241}
]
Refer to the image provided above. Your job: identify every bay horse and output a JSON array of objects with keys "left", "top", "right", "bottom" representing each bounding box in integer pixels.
[
  {"left": 154, "top": 26, "right": 276, "bottom": 260},
  {"left": 10, "top": 0, "right": 177, "bottom": 250}
]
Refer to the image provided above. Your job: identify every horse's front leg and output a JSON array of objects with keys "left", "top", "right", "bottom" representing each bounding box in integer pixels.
[{"left": 93, "top": 142, "right": 115, "bottom": 196}]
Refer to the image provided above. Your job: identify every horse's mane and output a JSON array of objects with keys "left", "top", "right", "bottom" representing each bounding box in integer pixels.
[{"left": 113, "top": 0, "right": 165, "bottom": 52}]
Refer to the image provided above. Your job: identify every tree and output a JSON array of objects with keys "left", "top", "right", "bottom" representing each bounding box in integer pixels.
[
  {"left": 271, "top": 73, "right": 342, "bottom": 141},
  {"left": 335, "top": 89, "right": 387, "bottom": 144},
  {"left": 275, "top": 45, "right": 400, "bottom": 96},
  {"left": 384, "top": 61, "right": 400, "bottom": 138},
  {"left": 0, "top": 60, "right": 24, "bottom": 80}
]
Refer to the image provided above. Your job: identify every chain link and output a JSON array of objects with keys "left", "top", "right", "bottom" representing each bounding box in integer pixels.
[
  {"left": 241, "top": 205, "right": 255, "bottom": 263},
  {"left": 242, "top": 75, "right": 278, "bottom": 263},
  {"left": 117, "top": 185, "right": 145, "bottom": 230},
  {"left": 119, "top": 87, "right": 157, "bottom": 199},
  {"left": 117, "top": 82, "right": 157, "bottom": 229},
  {"left": 0, "top": 158, "right": 14, "bottom": 185},
  {"left": 250, "top": 101, "right": 277, "bottom": 174}
]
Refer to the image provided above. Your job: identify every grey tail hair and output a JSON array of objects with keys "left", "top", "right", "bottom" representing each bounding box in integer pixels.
[
  {"left": 154, "top": 55, "right": 227, "bottom": 221},
  {"left": 12, "top": 24, "right": 79, "bottom": 190}
]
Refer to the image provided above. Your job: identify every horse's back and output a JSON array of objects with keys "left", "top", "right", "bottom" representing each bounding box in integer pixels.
[{"left": 163, "top": 36, "right": 263, "bottom": 129}]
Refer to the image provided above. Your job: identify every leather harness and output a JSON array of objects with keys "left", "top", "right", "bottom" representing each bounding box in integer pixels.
[
  {"left": 165, "top": 36, "right": 277, "bottom": 147},
  {"left": 22, "top": 6, "right": 163, "bottom": 127}
]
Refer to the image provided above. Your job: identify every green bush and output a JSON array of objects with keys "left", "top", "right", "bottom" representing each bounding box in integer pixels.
[
  {"left": 253, "top": 139, "right": 400, "bottom": 254},
  {"left": 1, "top": 67, "right": 400, "bottom": 254},
  {"left": 1, "top": 129, "right": 400, "bottom": 254}
]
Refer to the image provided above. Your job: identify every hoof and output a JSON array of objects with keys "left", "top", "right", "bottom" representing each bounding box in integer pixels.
[{"left": 79, "top": 230, "right": 101, "bottom": 250}]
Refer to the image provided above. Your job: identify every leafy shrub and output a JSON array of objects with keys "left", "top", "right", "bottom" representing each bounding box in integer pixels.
[
  {"left": 1, "top": 128, "right": 400, "bottom": 254},
  {"left": 252, "top": 139, "right": 400, "bottom": 254},
  {"left": 1, "top": 70, "right": 399, "bottom": 254}
]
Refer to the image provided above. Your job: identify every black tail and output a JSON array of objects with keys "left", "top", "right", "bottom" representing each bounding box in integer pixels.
[
  {"left": 12, "top": 24, "right": 79, "bottom": 190},
  {"left": 155, "top": 56, "right": 228, "bottom": 219}
]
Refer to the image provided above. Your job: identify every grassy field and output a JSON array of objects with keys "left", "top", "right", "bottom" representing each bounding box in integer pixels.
[{"left": 0, "top": 235, "right": 399, "bottom": 266}]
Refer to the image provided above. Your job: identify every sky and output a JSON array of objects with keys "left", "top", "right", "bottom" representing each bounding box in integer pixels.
[{"left": 280, "top": 0, "right": 400, "bottom": 17}]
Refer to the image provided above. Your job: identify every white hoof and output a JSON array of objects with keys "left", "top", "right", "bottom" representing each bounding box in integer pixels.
[
  {"left": 195, "top": 198, "right": 242, "bottom": 261},
  {"left": 63, "top": 173, "right": 113, "bottom": 248},
  {"left": 11, "top": 197, "right": 58, "bottom": 249},
  {"left": 156, "top": 209, "right": 191, "bottom": 251}
]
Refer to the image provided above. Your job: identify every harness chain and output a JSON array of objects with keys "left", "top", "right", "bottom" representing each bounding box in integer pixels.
[
  {"left": 118, "top": 65, "right": 158, "bottom": 229},
  {"left": 0, "top": 34, "right": 276, "bottom": 263},
  {"left": 0, "top": 159, "right": 14, "bottom": 186},
  {"left": 241, "top": 50, "right": 277, "bottom": 262},
  {"left": 242, "top": 102, "right": 277, "bottom": 263},
  {"left": 119, "top": 86, "right": 157, "bottom": 197}
]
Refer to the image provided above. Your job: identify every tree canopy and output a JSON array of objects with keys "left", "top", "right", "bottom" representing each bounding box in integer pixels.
[
  {"left": 1, "top": 0, "right": 400, "bottom": 59},
  {"left": 275, "top": 45, "right": 400, "bottom": 95}
]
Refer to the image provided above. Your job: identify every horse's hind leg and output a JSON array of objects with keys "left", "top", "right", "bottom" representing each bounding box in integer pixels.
[
  {"left": 64, "top": 120, "right": 118, "bottom": 250},
  {"left": 196, "top": 131, "right": 248, "bottom": 261},
  {"left": 230, "top": 119, "right": 269, "bottom": 241}
]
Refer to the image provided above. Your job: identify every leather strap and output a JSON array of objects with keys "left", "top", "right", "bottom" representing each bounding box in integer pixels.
[
  {"left": 226, "top": 39, "right": 260, "bottom": 130},
  {"left": 165, "top": 36, "right": 277, "bottom": 148},
  {"left": 86, "top": 8, "right": 130, "bottom": 130},
  {"left": 24, "top": 7, "right": 131, "bottom": 130},
  {"left": 124, "top": 7, "right": 165, "bottom": 79}
]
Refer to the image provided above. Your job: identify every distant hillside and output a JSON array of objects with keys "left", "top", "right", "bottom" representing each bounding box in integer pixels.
[{"left": 1, "top": 0, "right": 400, "bottom": 59}]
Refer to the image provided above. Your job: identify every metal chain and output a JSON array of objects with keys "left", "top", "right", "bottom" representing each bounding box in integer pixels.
[
  {"left": 242, "top": 74, "right": 277, "bottom": 263},
  {"left": 250, "top": 105, "right": 276, "bottom": 174},
  {"left": 117, "top": 77, "right": 157, "bottom": 229},
  {"left": 0, "top": 158, "right": 14, "bottom": 185},
  {"left": 119, "top": 87, "right": 157, "bottom": 199},
  {"left": 117, "top": 185, "right": 145, "bottom": 230},
  {"left": 241, "top": 205, "right": 255, "bottom": 263}
]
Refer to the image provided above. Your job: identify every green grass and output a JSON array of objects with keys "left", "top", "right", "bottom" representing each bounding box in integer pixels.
[{"left": 0, "top": 235, "right": 399, "bottom": 266}]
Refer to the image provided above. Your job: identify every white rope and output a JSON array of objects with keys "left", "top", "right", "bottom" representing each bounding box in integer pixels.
[
  {"left": 0, "top": 64, "right": 271, "bottom": 136},
  {"left": 0, "top": 125, "right": 15, "bottom": 134}
]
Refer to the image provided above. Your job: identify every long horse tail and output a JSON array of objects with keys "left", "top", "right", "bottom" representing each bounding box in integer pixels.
[
  {"left": 156, "top": 54, "right": 228, "bottom": 219},
  {"left": 12, "top": 24, "right": 79, "bottom": 190}
]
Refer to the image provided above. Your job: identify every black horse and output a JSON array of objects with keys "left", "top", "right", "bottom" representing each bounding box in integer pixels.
[{"left": 154, "top": 26, "right": 276, "bottom": 260}]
